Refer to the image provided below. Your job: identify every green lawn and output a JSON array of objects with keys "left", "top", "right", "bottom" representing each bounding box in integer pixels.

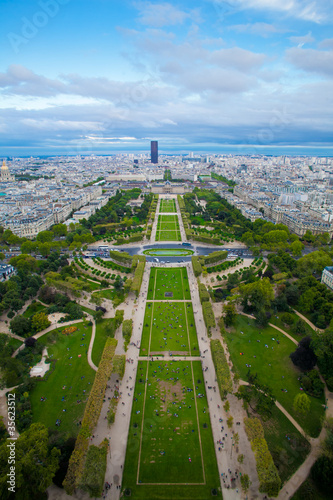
[
  {"left": 23, "top": 302, "right": 46, "bottom": 318},
  {"left": 140, "top": 302, "right": 199, "bottom": 356},
  {"left": 30, "top": 323, "right": 95, "bottom": 436},
  {"left": 261, "top": 404, "right": 311, "bottom": 486},
  {"left": 92, "top": 288, "right": 118, "bottom": 301},
  {"left": 156, "top": 215, "right": 181, "bottom": 241},
  {"left": 92, "top": 318, "right": 115, "bottom": 367},
  {"left": 147, "top": 267, "right": 191, "bottom": 300},
  {"left": 292, "top": 476, "right": 332, "bottom": 500},
  {"left": 159, "top": 199, "right": 177, "bottom": 213},
  {"left": 122, "top": 360, "right": 221, "bottom": 499},
  {"left": 269, "top": 312, "right": 314, "bottom": 340},
  {"left": 225, "top": 315, "right": 325, "bottom": 437}
]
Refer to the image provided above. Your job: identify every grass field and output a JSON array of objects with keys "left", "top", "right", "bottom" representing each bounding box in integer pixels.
[
  {"left": 92, "top": 318, "right": 115, "bottom": 367},
  {"left": 156, "top": 214, "right": 181, "bottom": 241},
  {"left": 23, "top": 302, "right": 46, "bottom": 318},
  {"left": 225, "top": 315, "right": 325, "bottom": 437},
  {"left": 269, "top": 312, "right": 314, "bottom": 341},
  {"left": 261, "top": 404, "right": 310, "bottom": 486},
  {"left": 147, "top": 267, "right": 191, "bottom": 301},
  {"left": 159, "top": 199, "right": 177, "bottom": 213},
  {"left": 30, "top": 323, "right": 95, "bottom": 436},
  {"left": 140, "top": 302, "right": 199, "bottom": 356},
  {"left": 122, "top": 360, "right": 221, "bottom": 499}
]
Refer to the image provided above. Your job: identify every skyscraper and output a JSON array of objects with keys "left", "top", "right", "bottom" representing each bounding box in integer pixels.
[{"left": 151, "top": 141, "right": 158, "bottom": 164}]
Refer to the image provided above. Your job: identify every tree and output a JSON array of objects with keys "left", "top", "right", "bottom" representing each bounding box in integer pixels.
[
  {"left": 31, "top": 311, "right": 51, "bottom": 333},
  {"left": 293, "top": 393, "right": 310, "bottom": 415},
  {"left": 291, "top": 240, "right": 304, "bottom": 257},
  {"left": 241, "top": 474, "right": 251, "bottom": 494},
  {"left": 9, "top": 315, "right": 31, "bottom": 337},
  {"left": 223, "top": 400, "right": 230, "bottom": 412},
  {"left": 311, "top": 327, "right": 333, "bottom": 380},
  {"left": 36, "top": 230, "right": 54, "bottom": 243},
  {"left": 0, "top": 423, "right": 60, "bottom": 499},
  {"left": 296, "top": 250, "right": 332, "bottom": 277},
  {"left": 223, "top": 303, "right": 236, "bottom": 327},
  {"left": 239, "top": 278, "right": 274, "bottom": 318},
  {"left": 311, "top": 455, "right": 333, "bottom": 494},
  {"left": 227, "top": 416, "right": 233, "bottom": 428},
  {"left": 52, "top": 224, "right": 67, "bottom": 237},
  {"left": 290, "top": 336, "right": 317, "bottom": 371},
  {"left": 95, "top": 309, "right": 104, "bottom": 323}
]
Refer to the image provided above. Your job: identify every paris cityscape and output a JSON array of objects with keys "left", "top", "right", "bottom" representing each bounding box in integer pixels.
[{"left": 0, "top": 1, "right": 333, "bottom": 500}]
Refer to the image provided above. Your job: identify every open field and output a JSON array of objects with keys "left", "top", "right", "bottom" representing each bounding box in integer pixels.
[
  {"left": 261, "top": 404, "right": 310, "bottom": 486},
  {"left": 159, "top": 199, "right": 177, "bottom": 213},
  {"left": 92, "top": 318, "right": 114, "bottom": 367},
  {"left": 30, "top": 323, "right": 95, "bottom": 436},
  {"left": 156, "top": 214, "right": 181, "bottom": 241},
  {"left": 224, "top": 315, "right": 325, "bottom": 437},
  {"left": 140, "top": 301, "right": 199, "bottom": 356},
  {"left": 147, "top": 267, "right": 191, "bottom": 301},
  {"left": 122, "top": 360, "right": 221, "bottom": 499},
  {"left": 23, "top": 302, "right": 46, "bottom": 317}
]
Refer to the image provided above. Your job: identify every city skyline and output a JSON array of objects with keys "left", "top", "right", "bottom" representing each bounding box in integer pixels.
[{"left": 0, "top": 0, "right": 333, "bottom": 155}]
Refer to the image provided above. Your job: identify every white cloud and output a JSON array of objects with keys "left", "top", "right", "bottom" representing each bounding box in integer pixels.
[
  {"left": 230, "top": 22, "right": 287, "bottom": 37},
  {"left": 134, "top": 2, "right": 200, "bottom": 27},
  {"left": 289, "top": 32, "right": 315, "bottom": 46},
  {"left": 286, "top": 47, "right": 333, "bottom": 76},
  {"left": 231, "top": 0, "right": 331, "bottom": 23}
]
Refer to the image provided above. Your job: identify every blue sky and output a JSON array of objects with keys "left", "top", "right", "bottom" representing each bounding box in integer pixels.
[{"left": 0, "top": 0, "right": 333, "bottom": 155}]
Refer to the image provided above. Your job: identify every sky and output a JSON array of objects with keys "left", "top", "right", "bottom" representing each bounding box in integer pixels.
[{"left": 0, "top": 0, "right": 333, "bottom": 156}]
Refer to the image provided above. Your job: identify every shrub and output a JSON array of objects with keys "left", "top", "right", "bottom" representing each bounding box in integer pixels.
[
  {"left": 211, "top": 340, "right": 232, "bottom": 399},
  {"left": 122, "top": 319, "right": 133, "bottom": 351},
  {"left": 198, "top": 282, "right": 210, "bottom": 303},
  {"left": 79, "top": 441, "right": 108, "bottom": 497},
  {"left": 244, "top": 418, "right": 281, "bottom": 496},
  {"left": 202, "top": 301, "right": 215, "bottom": 336},
  {"left": 192, "top": 256, "right": 202, "bottom": 277}
]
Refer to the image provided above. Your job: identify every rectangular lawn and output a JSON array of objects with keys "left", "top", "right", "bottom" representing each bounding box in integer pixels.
[
  {"left": 156, "top": 214, "right": 181, "bottom": 241},
  {"left": 140, "top": 302, "right": 199, "bottom": 356},
  {"left": 147, "top": 267, "right": 191, "bottom": 301},
  {"left": 30, "top": 323, "right": 95, "bottom": 436},
  {"left": 122, "top": 360, "right": 221, "bottom": 499},
  {"left": 159, "top": 199, "right": 176, "bottom": 213}
]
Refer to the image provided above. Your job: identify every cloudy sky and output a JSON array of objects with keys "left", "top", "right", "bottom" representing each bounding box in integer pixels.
[{"left": 0, "top": 0, "right": 333, "bottom": 155}]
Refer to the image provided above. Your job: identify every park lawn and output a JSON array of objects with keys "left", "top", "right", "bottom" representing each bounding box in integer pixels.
[
  {"left": 147, "top": 267, "right": 191, "bottom": 300},
  {"left": 75, "top": 276, "right": 102, "bottom": 292},
  {"left": 157, "top": 222, "right": 179, "bottom": 231},
  {"left": 159, "top": 214, "right": 179, "bottom": 223},
  {"left": 80, "top": 305, "right": 98, "bottom": 317},
  {"left": 140, "top": 302, "right": 199, "bottom": 356},
  {"left": 143, "top": 249, "right": 193, "bottom": 257},
  {"left": 92, "top": 288, "right": 118, "bottom": 301},
  {"left": 30, "top": 323, "right": 95, "bottom": 436},
  {"left": 8, "top": 337, "right": 24, "bottom": 350},
  {"left": 122, "top": 360, "right": 221, "bottom": 499},
  {"left": 261, "top": 404, "right": 311, "bottom": 486},
  {"left": 269, "top": 313, "right": 314, "bottom": 340},
  {"left": 160, "top": 199, "right": 176, "bottom": 213},
  {"left": 92, "top": 318, "right": 115, "bottom": 367},
  {"left": 156, "top": 230, "right": 181, "bottom": 241},
  {"left": 225, "top": 315, "right": 325, "bottom": 437},
  {"left": 23, "top": 302, "right": 46, "bottom": 318}
]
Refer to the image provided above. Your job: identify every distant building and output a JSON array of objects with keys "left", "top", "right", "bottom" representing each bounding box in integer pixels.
[
  {"left": 151, "top": 141, "right": 158, "bottom": 164},
  {"left": 0, "top": 264, "right": 15, "bottom": 281},
  {"left": 321, "top": 266, "right": 333, "bottom": 290},
  {"left": 0, "top": 160, "right": 15, "bottom": 183}
]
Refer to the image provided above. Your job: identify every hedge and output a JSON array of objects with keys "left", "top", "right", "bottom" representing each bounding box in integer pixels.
[
  {"left": 192, "top": 256, "right": 202, "bottom": 277},
  {"left": 112, "top": 354, "right": 126, "bottom": 379},
  {"left": 131, "top": 259, "right": 145, "bottom": 296},
  {"left": 192, "top": 235, "right": 221, "bottom": 245},
  {"left": 79, "top": 441, "right": 108, "bottom": 497},
  {"left": 244, "top": 418, "right": 281, "bottom": 497},
  {"left": 108, "top": 250, "right": 132, "bottom": 266},
  {"left": 210, "top": 339, "right": 232, "bottom": 399},
  {"left": 198, "top": 282, "right": 210, "bottom": 303},
  {"left": 122, "top": 319, "right": 133, "bottom": 351},
  {"left": 63, "top": 337, "right": 117, "bottom": 494},
  {"left": 202, "top": 301, "right": 215, "bottom": 336},
  {"left": 115, "top": 309, "right": 124, "bottom": 329},
  {"left": 201, "top": 250, "right": 228, "bottom": 266}
]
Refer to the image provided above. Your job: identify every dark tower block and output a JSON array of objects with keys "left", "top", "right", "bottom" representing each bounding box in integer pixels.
[{"left": 151, "top": 141, "right": 158, "bottom": 164}]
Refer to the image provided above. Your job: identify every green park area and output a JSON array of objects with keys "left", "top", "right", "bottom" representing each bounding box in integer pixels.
[
  {"left": 122, "top": 360, "right": 221, "bottom": 499},
  {"left": 143, "top": 248, "right": 193, "bottom": 257},
  {"left": 156, "top": 215, "right": 181, "bottom": 241},
  {"left": 159, "top": 199, "right": 177, "bottom": 213},
  {"left": 30, "top": 323, "right": 96, "bottom": 436},
  {"left": 224, "top": 315, "right": 325, "bottom": 437},
  {"left": 147, "top": 267, "right": 191, "bottom": 300},
  {"left": 140, "top": 301, "right": 199, "bottom": 356}
]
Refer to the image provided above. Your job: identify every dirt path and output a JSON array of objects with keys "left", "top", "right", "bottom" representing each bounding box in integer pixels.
[{"left": 292, "top": 308, "right": 325, "bottom": 333}]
